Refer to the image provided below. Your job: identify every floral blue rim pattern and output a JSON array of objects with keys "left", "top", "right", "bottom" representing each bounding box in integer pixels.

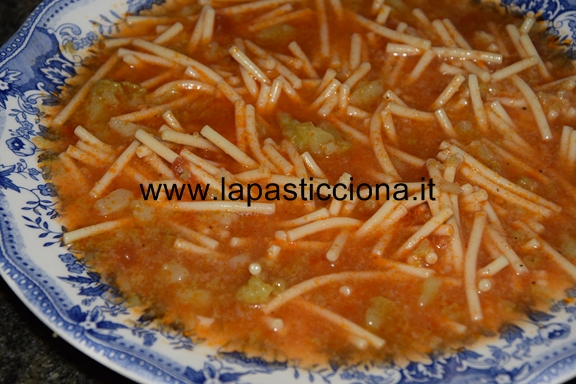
[
  {"left": 2, "top": 0, "right": 576, "bottom": 383},
  {"left": 502, "top": 0, "right": 576, "bottom": 59}
]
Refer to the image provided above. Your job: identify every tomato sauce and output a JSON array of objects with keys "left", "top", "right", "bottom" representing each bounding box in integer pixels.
[{"left": 45, "top": 0, "right": 576, "bottom": 366}]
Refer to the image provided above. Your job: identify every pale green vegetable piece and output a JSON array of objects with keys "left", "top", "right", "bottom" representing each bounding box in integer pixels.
[
  {"left": 418, "top": 277, "right": 442, "bottom": 306},
  {"left": 161, "top": 262, "right": 190, "bottom": 283},
  {"left": 179, "top": 288, "right": 213, "bottom": 307},
  {"left": 468, "top": 141, "right": 501, "bottom": 172},
  {"left": 86, "top": 79, "right": 147, "bottom": 124},
  {"left": 349, "top": 80, "right": 384, "bottom": 111},
  {"left": 256, "top": 24, "right": 296, "bottom": 46},
  {"left": 454, "top": 120, "right": 474, "bottom": 137},
  {"left": 94, "top": 189, "right": 133, "bottom": 216},
  {"left": 236, "top": 276, "right": 274, "bottom": 304},
  {"left": 516, "top": 176, "right": 538, "bottom": 193},
  {"left": 278, "top": 113, "right": 351, "bottom": 155},
  {"left": 386, "top": 0, "right": 410, "bottom": 13},
  {"left": 365, "top": 296, "right": 396, "bottom": 329},
  {"left": 413, "top": 238, "right": 432, "bottom": 258},
  {"left": 560, "top": 235, "right": 576, "bottom": 260},
  {"left": 131, "top": 200, "right": 155, "bottom": 222}
]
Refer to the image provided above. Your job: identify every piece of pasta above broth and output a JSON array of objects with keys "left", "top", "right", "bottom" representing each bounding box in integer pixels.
[{"left": 43, "top": 0, "right": 576, "bottom": 365}]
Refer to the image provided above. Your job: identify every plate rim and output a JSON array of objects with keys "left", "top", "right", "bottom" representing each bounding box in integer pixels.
[{"left": 2, "top": 0, "right": 576, "bottom": 383}]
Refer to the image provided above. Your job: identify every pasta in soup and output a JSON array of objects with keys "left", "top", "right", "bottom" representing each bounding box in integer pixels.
[{"left": 44, "top": 0, "right": 576, "bottom": 365}]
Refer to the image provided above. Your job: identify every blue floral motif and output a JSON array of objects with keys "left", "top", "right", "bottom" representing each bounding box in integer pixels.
[
  {"left": 403, "top": 361, "right": 445, "bottom": 381},
  {"left": 50, "top": 24, "right": 99, "bottom": 58},
  {"left": 21, "top": 213, "right": 61, "bottom": 245},
  {"left": 68, "top": 305, "right": 128, "bottom": 342},
  {"left": 340, "top": 364, "right": 401, "bottom": 384},
  {"left": 60, "top": 272, "right": 111, "bottom": 298},
  {"left": 58, "top": 253, "right": 76, "bottom": 264},
  {"left": 38, "top": 183, "right": 57, "bottom": 197},
  {"left": 220, "top": 352, "right": 287, "bottom": 371},
  {"left": 127, "top": 0, "right": 167, "bottom": 14},
  {"left": 143, "top": 332, "right": 157, "bottom": 346},
  {"left": 90, "top": 13, "right": 124, "bottom": 36},
  {"left": 73, "top": 31, "right": 98, "bottom": 50},
  {"left": 0, "top": 160, "right": 61, "bottom": 245},
  {"left": 5, "top": 110, "right": 38, "bottom": 157},
  {"left": 0, "top": 149, "right": 60, "bottom": 246},
  {"left": 539, "top": 323, "right": 570, "bottom": 340},
  {"left": 499, "top": 0, "right": 576, "bottom": 57},
  {"left": 0, "top": 69, "right": 21, "bottom": 109},
  {"left": 27, "top": 167, "right": 41, "bottom": 181},
  {"left": 499, "top": 323, "right": 525, "bottom": 344},
  {"left": 183, "top": 361, "right": 252, "bottom": 384},
  {"left": 165, "top": 330, "right": 196, "bottom": 351},
  {"left": 500, "top": 0, "right": 561, "bottom": 17},
  {"left": 0, "top": 166, "right": 20, "bottom": 194},
  {"left": 15, "top": 120, "right": 34, "bottom": 138},
  {"left": 6, "top": 136, "right": 36, "bottom": 156},
  {"left": 39, "top": 57, "right": 78, "bottom": 105},
  {"left": 527, "top": 309, "right": 556, "bottom": 322},
  {"left": 58, "top": 253, "right": 86, "bottom": 274},
  {"left": 131, "top": 327, "right": 158, "bottom": 346}
]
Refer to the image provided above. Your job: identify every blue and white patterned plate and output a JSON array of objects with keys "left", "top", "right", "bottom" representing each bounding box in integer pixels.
[{"left": 2, "top": 0, "right": 576, "bottom": 383}]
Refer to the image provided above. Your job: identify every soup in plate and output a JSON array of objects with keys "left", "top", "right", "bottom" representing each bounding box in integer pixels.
[{"left": 42, "top": 0, "right": 576, "bottom": 365}]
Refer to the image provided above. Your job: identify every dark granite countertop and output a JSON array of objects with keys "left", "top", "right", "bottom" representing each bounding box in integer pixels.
[{"left": 0, "top": 2, "right": 134, "bottom": 383}]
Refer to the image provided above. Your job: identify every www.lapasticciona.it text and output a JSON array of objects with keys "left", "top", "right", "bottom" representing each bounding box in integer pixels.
[{"left": 139, "top": 178, "right": 436, "bottom": 206}]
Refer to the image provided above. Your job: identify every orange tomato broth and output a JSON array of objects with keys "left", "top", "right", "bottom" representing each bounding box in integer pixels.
[{"left": 44, "top": 0, "right": 576, "bottom": 366}]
